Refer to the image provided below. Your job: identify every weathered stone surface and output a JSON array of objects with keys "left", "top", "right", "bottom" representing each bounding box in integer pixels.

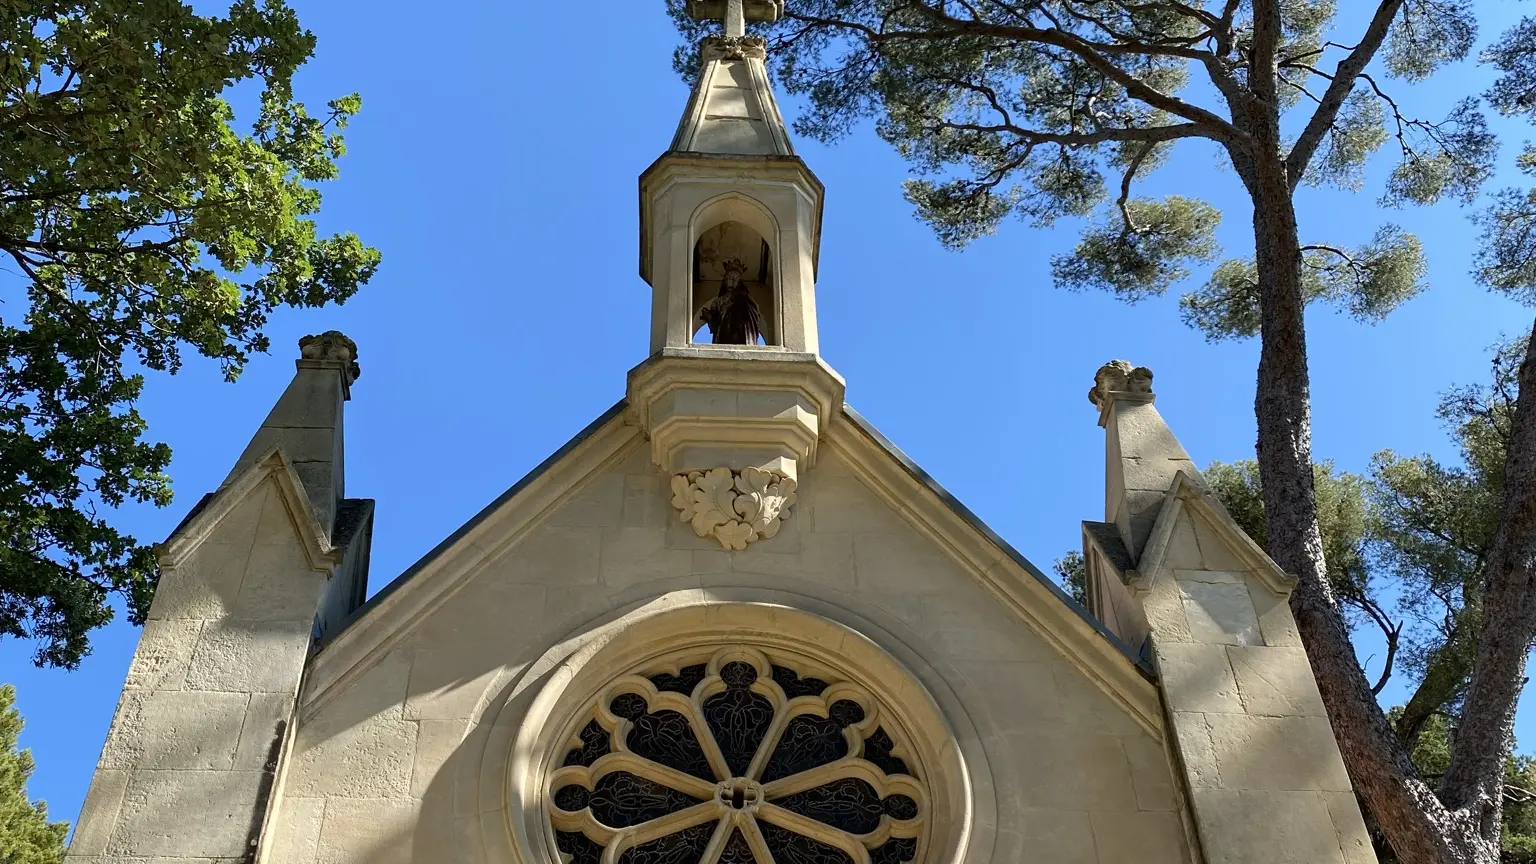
[
  {"left": 1228, "top": 646, "right": 1327, "bottom": 718},
  {"left": 1191, "top": 508, "right": 1250, "bottom": 572},
  {"left": 996, "top": 729, "right": 1138, "bottom": 811},
  {"left": 151, "top": 546, "right": 249, "bottom": 621},
  {"left": 1164, "top": 510, "right": 1205, "bottom": 570},
  {"left": 107, "top": 769, "right": 265, "bottom": 858},
  {"left": 1253, "top": 589, "right": 1304, "bottom": 648},
  {"left": 234, "top": 541, "right": 328, "bottom": 621},
  {"left": 921, "top": 592, "right": 1056, "bottom": 662},
  {"left": 852, "top": 530, "right": 953, "bottom": 595},
  {"left": 411, "top": 720, "right": 469, "bottom": 798},
  {"left": 1171, "top": 712, "right": 1222, "bottom": 789},
  {"left": 235, "top": 693, "right": 294, "bottom": 770},
  {"left": 287, "top": 649, "right": 413, "bottom": 798},
  {"left": 1178, "top": 579, "right": 1262, "bottom": 647},
  {"left": 1195, "top": 789, "right": 1349, "bottom": 864},
  {"left": 1092, "top": 810, "right": 1188, "bottom": 864},
  {"left": 123, "top": 618, "right": 203, "bottom": 691},
  {"left": 101, "top": 691, "right": 249, "bottom": 771},
  {"left": 1157, "top": 643, "right": 1242, "bottom": 714},
  {"left": 183, "top": 620, "right": 312, "bottom": 694},
  {"left": 264, "top": 796, "right": 326, "bottom": 864},
  {"left": 997, "top": 809, "right": 1097, "bottom": 864},
  {"left": 67, "top": 769, "right": 129, "bottom": 856},
  {"left": 546, "top": 473, "right": 623, "bottom": 528},
  {"left": 404, "top": 650, "right": 499, "bottom": 721},
  {"left": 1121, "top": 733, "right": 1180, "bottom": 811},
  {"left": 1205, "top": 714, "right": 1354, "bottom": 792},
  {"left": 1144, "top": 580, "right": 1193, "bottom": 644},
  {"left": 286, "top": 712, "right": 416, "bottom": 799},
  {"left": 314, "top": 798, "right": 418, "bottom": 864},
  {"left": 519, "top": 525, "right": 602, "bottom": 585},
  {"left": 599, "top": 526, "right": 692, "bottom": 587},
  {"left": 1324, "top": 789, "right": 1377, "bottom": 864}
]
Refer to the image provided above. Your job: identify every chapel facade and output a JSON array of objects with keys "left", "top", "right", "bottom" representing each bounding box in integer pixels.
[{"left": 65, "top": 3, "right": 1378, "bottom": 864}]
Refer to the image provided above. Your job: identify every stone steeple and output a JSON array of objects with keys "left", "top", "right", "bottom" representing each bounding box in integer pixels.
[
  {"left": 638, "top": 0, "right": 822, "bottom": 355},
  {"left": 629, "top": 0, "right": 842, "bottom": 544},
  {"left": 670, "top": 2, "right": 793, "bottom": 157}
]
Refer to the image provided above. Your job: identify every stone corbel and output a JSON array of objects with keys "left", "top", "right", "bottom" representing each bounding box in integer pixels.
[{"left": 670, "top": 467, "right": 797, "bottom": 550}]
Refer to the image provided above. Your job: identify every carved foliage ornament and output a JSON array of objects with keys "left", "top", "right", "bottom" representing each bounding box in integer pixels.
[
  {"left": 671, "top": 468, "right": 796, "bottom": 550},
  {"left": 702, "top": 35, "right": 769, "bottom": 61},
  {"left": 1087, "top": 358, "right": 1153, "bottom": 409}
]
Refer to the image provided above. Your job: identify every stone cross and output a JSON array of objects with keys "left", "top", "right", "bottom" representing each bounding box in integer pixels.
[
  {"left": 721, "top": 0, "right": 746, "bottom": 37},
  {"left": 688, "top": 0, "right": 781, "bottom": 38}
]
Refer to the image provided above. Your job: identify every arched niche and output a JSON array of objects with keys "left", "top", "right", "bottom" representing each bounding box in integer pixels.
[{"left": 690, "top": 195, "right": 780, "bottom": 346}]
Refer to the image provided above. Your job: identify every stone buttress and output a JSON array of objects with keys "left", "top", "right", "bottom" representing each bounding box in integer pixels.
[
  {"left": 65, "top": 333, "right": 374, "bottom": 864},
  {"left": 1081, "top": 360, "right": 1378, "bottom": 864}
]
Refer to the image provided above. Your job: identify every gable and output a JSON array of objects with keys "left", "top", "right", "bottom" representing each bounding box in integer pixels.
[
  {"left": 277, "top": 405, "right": 1188, "bottom": 864},
  {"left": 301, "top": 403, "right": 1160, "bottom": 737}
]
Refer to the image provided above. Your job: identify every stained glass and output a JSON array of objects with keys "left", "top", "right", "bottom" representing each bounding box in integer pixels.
[
  {"left": 702, "top": 663, "right": 774, "bottom": 777},
  {"left": 563, "top": 719, "right": 611, "bottom": 767},
  {"left": 557, "top": 830, "right": 603, "bottom": 864},
  {"left": 589, "top": 771, "right": 701, "bottom": 829},
  {"left": 862, "top": 728, "right": 910, "bottom": 777},
  {"left": 761, "top": 700, "right": 862, "bottom": 782},
  {"left": 870, "top": 837, "right": 919, "bottom": 864},
  {"left": 650, "top": 664, "right": 709, "bottom": 695},
  {"left": 549, "top": 651, "right": 925, "bottom": 864},
  {"left": 772, "top": 665, "right": 829, "bottom": 698},
  {"left": 616, "top": 821, "right": 715, "bottom": 864},
  {"left": 758, "top": 822, "right": 854, "bottom": 864},
  {"left": 775, "top": 778, "right": 884, "bottom": 835},
  {"left": 627, "top": 709, "right": 715, "bottom": 782}
]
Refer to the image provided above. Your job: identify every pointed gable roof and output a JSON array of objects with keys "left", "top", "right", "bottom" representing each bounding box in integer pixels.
[{"left": 671, "top": 39, "right": 794, "bottom": 157}]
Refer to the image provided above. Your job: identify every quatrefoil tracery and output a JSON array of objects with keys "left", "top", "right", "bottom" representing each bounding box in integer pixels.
[{"left": 548, "top": 648, "right": 926, "bottom": 864}]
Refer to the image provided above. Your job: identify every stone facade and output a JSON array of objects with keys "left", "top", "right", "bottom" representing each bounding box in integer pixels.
[{"left": 65, "top": 9, "right": 1376, "bottom": 864}]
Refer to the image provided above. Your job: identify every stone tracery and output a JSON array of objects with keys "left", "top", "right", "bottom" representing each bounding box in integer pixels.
[{"left": 547, "top": 647, "right": 926, "bottom": 864}]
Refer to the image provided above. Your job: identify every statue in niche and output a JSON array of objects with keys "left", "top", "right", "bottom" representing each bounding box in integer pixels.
[{"left": 699, "top": 257, "right": 762, "bottom": 345}]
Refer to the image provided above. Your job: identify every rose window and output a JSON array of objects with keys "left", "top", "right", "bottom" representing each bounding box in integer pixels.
[{"left": 547, "top": 647, "right": 927, "bottom": 864}]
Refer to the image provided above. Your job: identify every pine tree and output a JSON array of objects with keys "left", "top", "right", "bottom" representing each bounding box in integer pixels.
[{"left": 0, "top": 685, "right": 67, "bottom": 864}]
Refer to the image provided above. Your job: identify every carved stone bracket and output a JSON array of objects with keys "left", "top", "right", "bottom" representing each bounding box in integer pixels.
[{"left": 670, "top": 467, "right": 797, "bottom": 550}]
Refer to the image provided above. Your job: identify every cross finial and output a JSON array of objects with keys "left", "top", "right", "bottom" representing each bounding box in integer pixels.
[{"left": 686, "top": 1, "right": 783, "bottom": 38}]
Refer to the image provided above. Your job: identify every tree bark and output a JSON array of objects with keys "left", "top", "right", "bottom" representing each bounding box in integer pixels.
[
  {"left": 1440, "top": 318, "right": 1536, "bottom": 854},
  {"left": 1246, "top": 127, "right": 1487, "bottom": 860}
]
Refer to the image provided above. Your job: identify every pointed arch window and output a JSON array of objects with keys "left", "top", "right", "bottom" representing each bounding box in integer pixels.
[{"left": 547, "top": 647, "right": 926, "bottom": 864}]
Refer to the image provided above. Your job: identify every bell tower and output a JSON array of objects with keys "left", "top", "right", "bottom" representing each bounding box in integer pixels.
[
  {"left": 638, "top": 0, "right": 823, "bottom": 353},
  {"left": 629, "top": 0, "right": 842, "bottom": 539}
]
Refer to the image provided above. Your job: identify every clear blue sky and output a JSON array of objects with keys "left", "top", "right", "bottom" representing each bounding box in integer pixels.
[{"left": 3, "top": 1, "right": 1528, "bottom": 831}]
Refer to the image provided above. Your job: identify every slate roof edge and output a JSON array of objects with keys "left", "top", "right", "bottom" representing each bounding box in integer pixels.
[
  {"left": 314, "top": 399, "right": 629, "bottom": 650},
  {"left": 840, "top": 405, "right": 1156, "bottom": 680}
]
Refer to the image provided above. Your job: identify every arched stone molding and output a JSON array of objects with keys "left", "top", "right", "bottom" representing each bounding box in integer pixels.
[
  {"left": 470, "top": 589, "right": 992, "bottom": 864},
  {"left": 688, "top": 192, "right": 783, "bottom": 347},
  {"left": 690, "top": 191, "right": 780, "bottom": 257}
]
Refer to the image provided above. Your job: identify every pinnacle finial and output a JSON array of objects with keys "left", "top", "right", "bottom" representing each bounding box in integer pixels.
[
  {"left": 299, "top": 330, "right": 361, "bottom": 385},
  {"left": 1088, "top": 359, "right": 1153, "bottom": 413}
]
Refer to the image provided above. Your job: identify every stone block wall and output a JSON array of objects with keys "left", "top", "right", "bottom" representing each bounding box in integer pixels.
[
  {"left": 1144, "top": 502, "right": 1376, "bottom": 864},
  {"left": 67, "top": 475, "right": 331, "bottom": 864},
  {"left": 262, "top": 433, "right": 1192, "bottom": 864}
]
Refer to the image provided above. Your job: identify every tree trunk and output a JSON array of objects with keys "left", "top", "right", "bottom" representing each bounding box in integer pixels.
[
  {"left": 1247, "top": 149, "right": 1487, "bottom": 863},
  {"left": 1440, "top": 318, "right": 1536, "bottom": 852}
]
